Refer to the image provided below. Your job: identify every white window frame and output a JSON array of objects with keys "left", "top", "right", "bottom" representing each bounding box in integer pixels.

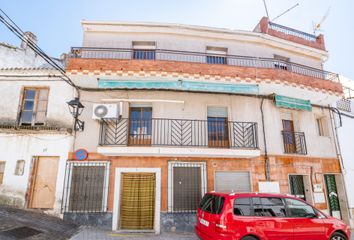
[
  {"left": 62, "top": 161, "right": 110, "bottom": 213},
  {"left": 167, "top": 161, "right": 207, "bottom": 212}
]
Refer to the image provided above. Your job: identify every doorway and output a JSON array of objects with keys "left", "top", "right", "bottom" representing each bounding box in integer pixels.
[
  {"left": 282, "top": 119, "right": 296, "bottom": 153},
  {"left": 29, "top": 156, "right": 59, "bottom": 209},
  {"left": 324, "top": 174, "right": 341, "bottom": 219}
]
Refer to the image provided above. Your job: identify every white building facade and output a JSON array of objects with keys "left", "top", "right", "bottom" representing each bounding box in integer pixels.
[{"left": 0, "top": 34, "right": 74, "bottom": 214}]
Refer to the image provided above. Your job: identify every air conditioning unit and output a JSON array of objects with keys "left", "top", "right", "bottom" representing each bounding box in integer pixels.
[{"left": 92, "top": 103, "right": 122, "bottom": 120}]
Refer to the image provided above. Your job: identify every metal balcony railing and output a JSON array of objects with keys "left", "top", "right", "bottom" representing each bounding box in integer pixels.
[
  {"left": 99, "top": 118, "right": 258, "bottom": 149},
  {"left": 70, "top": 47, "right": 339, "bottom": 82},
  {"left": 282, "top": 131, "right": 307, "bottom": 155}
]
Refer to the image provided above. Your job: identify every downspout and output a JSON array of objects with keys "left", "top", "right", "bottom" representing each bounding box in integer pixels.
[
  {"left": 329, "top": 106, "right": 353, "bottom": 224},
  {"left": 261, "top": 97, "right": 271, "bottom": 181}
]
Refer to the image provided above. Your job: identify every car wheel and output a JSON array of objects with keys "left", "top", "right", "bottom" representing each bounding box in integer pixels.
[
  {"left": 330, "top": 232, "right": 347, "bottom": 240},
  {"left": 242, "top": 236, "right": 258, "bottom": 240}
]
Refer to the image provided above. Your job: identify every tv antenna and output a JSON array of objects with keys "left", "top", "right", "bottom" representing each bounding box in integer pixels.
[
  {"left": 262, "top": 0, "right": 299, "bottom": 21},
  {"left": 313, "top": 6, "right": 331, "bottom": 35}
]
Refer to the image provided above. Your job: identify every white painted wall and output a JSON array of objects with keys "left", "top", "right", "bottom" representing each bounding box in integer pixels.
[
  {"left": 0, "top": 133, "right": 73, "bottom": 212},
  {"left": 81, "top": 22, "right": 326, "bottom": 69},
  {"left": 71, "top": 74, "right": 338, "bottom": 159}
]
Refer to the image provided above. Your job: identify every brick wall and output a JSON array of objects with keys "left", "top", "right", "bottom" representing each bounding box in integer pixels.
[
  {"left": 258, "top": 17, "right": 326, "bottom": 51},
  {"left": 67, "top": 58, "right": 343, "bottom": 94},
  {"left": 68, "top": 152, "right": 341, "bottom": 212}
]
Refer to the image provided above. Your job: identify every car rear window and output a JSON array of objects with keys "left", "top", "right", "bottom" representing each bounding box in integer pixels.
[{"left": 199, "top": 194, "right": 225, "bottom": 214}]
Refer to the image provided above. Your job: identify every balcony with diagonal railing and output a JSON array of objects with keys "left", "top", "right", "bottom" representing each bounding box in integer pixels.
[
  {"left": 281, "top": 131, "right": 307, "bottom": 155},
  {"left": 99, "top": 118, "right": 258, "bottom": 149}
]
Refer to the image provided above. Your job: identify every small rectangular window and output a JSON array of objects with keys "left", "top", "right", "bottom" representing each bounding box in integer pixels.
[
  {"left": 14, "top": 160, "right": 25, "bottom": 176},
  {"left": 132, "top": 41, "right": 156, "bottom": 60},
  {"left": 274, "top": 55, "right": 290, "bottom": 70},
  {"left": 0, "top": 162, "right": 5, "bottom": 184},
  {"left": 316, "top": 116, "right": 328, "bottom": 136},
  {"left": 19, "top": 88, "right": 49, "bottom": 126},
  {"left": 206, "top": 46, "right": 227, "bottom": 65}
]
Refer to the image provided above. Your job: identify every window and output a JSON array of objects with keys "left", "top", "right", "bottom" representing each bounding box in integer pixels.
[
  {"left": 19, "top": 88, "right": 49, "bottom": 126},
  {"left": 14, "top": 160, "right": 25, "bottom": 176},
  {"left": 289, "top": 175, "right": 306, "bottom": 200},
  {"left": 261, "top": 197, "right": 286, "bottom": 217},
  {"left": 62, "top": 162, "right": 109, "bottom": 212},
  {"left": 132, "top": 41, "right": 156, "bottom": 60},
  {"left": 274, "top": 55, "right": 290, "bottom": 70},
  {"left": 234, "top": 197, "right": 286, "bottom": 217},
  {"left": 0, "top": 162, "right": 5, "bottom": 184},
  {"left": 168, "top": 162, "right": 206, "bottom": 212},
  {"left": 207, "top": 107, "right": 229, "bottom": 147},
  {"left": 129, "top": 107, "right": 152, "bottom": 145},
  {"left": 206, "top": 46, "right": 227, "bottom": 64},
  {"left": 234, "top": 197, "right": 252, "bottom": 216},
  {"left": 199, "top": 194, "right": 225, "bottom": 214},
  {"left": 316, "top": 116, "right": 328, "bottom": 136},
  {"left": 285, "top": 198, "right": 316, "bottom": 218}
]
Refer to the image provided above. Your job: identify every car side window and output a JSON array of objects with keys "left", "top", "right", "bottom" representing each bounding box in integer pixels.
[
  {"left": 285, "top": 198, "right": 316, "bottom": 218},
  {"left": 261, "top": 197, "right": 287, "bottom": 217},
  {"left": 234, "top": 197, "right": 252, "bottom": 216}
]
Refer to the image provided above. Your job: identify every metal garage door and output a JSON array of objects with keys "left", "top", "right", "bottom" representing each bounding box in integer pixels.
[{"left": 215, "top": 171, "right": 251, "bottom": 192}]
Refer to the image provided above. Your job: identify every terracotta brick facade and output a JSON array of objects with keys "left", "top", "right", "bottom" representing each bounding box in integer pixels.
[
  {"left": 67, "top": 58, "right": 343, "bottom": 94},
  {"left": 68, "top": 152, "right": 341, "bottom": 212}
]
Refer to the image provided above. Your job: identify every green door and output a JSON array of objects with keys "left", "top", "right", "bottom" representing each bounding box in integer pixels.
[{"left": 324, "top": 174, "right": 341, "bottom": 218}]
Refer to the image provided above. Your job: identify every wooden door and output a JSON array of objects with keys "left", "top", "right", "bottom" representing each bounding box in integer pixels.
[
  {"left": 30, "top": 157, "right": 59, "bottom": 209},
  {"left": 282, "top": 120, "right": 296, "bottom": 153},
  {"left": 129, "top": 107, "right": 152, "bottom": 145}
]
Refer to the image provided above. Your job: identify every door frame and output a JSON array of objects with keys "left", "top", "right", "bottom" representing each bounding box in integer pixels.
[
  {"left": 112, "top": 168, "right": 161, "bottom": 234},
  {"left": 27, "top": 156, "right": 59, "bottom": 209},
  {"left": 287, "top": 174, "right": 313, "bottom": 204}
]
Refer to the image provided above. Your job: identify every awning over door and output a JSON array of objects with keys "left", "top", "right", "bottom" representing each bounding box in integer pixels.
[{"left": 275, "top": 94, "right": 312, "bottom": 111}]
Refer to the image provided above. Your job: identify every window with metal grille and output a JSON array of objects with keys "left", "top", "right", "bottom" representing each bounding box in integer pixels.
[
  {"left": 132, "top": 41, "right": 156, "bottom": 60},
  {"left": 274, "top": 55, "right": 290, "bottom": 70},
  {"left": 0, "top": 162, "right": 5, "bottom": 184},
  {"left": 206, "top": 46, "right": 227, "bottom": 65},
  {"left": 168, "top": 162, "right": 206, "bottom": 212},
  {"left": 289, "top": 175, "right": 306, "bottom": 200},
  {"left": 337, "top": 99, "right": 351, "bottom": 113},
  {"left": 19, "top": 88, "right": 49, "bottom": 126},
  {"left": 62, "top": 161, "right": 109, "bottom": 213}
]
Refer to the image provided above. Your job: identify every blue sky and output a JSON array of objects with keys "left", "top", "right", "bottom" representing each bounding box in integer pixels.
[{"left": 1, "top": 0, "right": 353, "bottom": 79}]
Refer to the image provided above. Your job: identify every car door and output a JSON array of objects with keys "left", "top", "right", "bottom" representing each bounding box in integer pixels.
[
  {"left": 252, "top": 197, "right": 293, "bottom": 240},
  {"left": 284, "top": 198, "right": 325, "bottom": 240}
]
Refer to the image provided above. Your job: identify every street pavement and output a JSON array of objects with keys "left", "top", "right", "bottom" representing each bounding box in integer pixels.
[
  {"left": 0, "top": 205, "right": 79, "bottom": 240},
  {"left": 70, "top": 227, "right": 199, "bottom": 240},
  {"left": 71, "top": 226, "right": 354, "bottom": 240}
]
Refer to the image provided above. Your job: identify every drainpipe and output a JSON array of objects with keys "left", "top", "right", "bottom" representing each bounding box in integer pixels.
[
  {"left": 329, "top": 106, "right": 353, "bottom": 224},
  {"left": 260, "top": 97, "right": 271, "bottom": 181}
]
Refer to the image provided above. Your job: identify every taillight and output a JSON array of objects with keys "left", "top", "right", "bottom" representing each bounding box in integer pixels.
[{"left": 215, "top": 219, "right": 228, "bottom": 233}]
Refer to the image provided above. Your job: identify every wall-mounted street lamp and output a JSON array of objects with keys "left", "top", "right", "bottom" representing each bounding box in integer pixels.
[{"left": 67, "top": 97, "right": 85, "bottom": 131}]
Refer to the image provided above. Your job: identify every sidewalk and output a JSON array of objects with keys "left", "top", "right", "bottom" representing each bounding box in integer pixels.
[{"left": 70, "top": 227, "right": 198, "bottom": 240}]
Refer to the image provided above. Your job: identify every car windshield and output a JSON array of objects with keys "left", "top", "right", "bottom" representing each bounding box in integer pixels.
[{"left": 199, "top": 194, "right": 225, "bottom": 214}]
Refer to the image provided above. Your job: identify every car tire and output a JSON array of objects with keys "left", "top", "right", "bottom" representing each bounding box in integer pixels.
[
  {"left": 330, "top": 232, "right": 347, "bottom": 240},
  {"left": 242, "top": 236, "right": 258, "bottom": 240}
]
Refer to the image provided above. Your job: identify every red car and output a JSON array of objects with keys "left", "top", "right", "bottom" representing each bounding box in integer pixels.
[{"left": 195, "top": 192, "right": 350, "bottom": 240}]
